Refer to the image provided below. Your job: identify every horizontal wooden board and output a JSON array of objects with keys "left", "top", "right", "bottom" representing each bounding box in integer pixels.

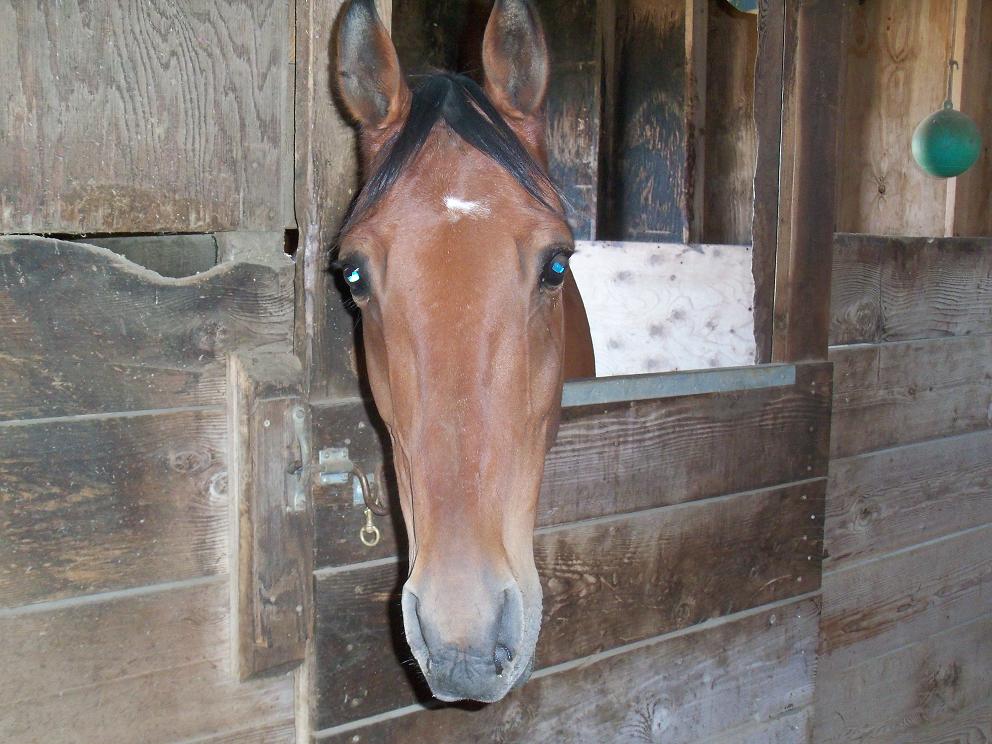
[
  {"left": 820, "top": 524, "right": 992, "bottom": 671},
  {"left": 314, "top": 598, "right": 819, "bottom": 743},
  {"left": 826, "top": 430, "right": 992, "bottom": 571},
  {"left": 180, "top": 720, "right": 296, "bottom": 744},
  {"left": 0, "top": 579, "right": 294, "bottom": 744},
  {"left": 831, "top": 234, "right": 992, "bottom": 345},
  {"left": 312, "top": 363, "right": 831, "bottom": 567},
  {"left": 86, "top": 234, "right": 219, "bottom": 278},
  {"left": 0, "top": 236, "right": 294, "bottom": 421},
  {"left": 830, "top": 335, "right": 992, "bottom": 458},
  {"left": 814, "top": 614, "right": 992, "bottom": 744},
  {"left": 0, "top": 0, "right": 291, "bottom": 233},
  {"left": 313, "top": 482, "right": 824, "bottom": 727},
  {"left": 0, "top": 409, "right": 228, "bottom": 607}
]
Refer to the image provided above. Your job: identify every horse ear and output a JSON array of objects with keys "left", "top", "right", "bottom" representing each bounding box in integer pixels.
[
  {"left": 336, "top": 0, "right": 409, "bottom": 130},
  {"left": 482, "top": 0, "right": 550, "bottom": 119}
]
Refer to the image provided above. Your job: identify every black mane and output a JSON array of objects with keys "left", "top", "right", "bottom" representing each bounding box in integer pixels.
[{"left": 340, "top": 73, "right": 563, "bottom": 233}]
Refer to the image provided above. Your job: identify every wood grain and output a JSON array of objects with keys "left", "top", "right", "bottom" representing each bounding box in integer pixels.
[
  {"left": 0, "top": 580, "right": 295, "bottom": 744},
  {"left": 814, "top": 613, "right": 992, "bottom": 744},
  {"left": 85, "top": 234, "right": 219, "bottom": 278},
  {"left": 0, "top": 0, "right": 291, "bottom": 233},
  {"left": 295, "top": 0, "right": 390, "bottom": 402},
  {"left": 312, "top": 481, "right": 824, "bottom": 727},
  {"left": 605, "top": 0, "right": 688, "bottom": 242},
  {"left": 314, "top": 598, "right": 819, "bottom": 743},
  {"left": 704, "top": 0, "right": 758, "bottom": 245},
  {"left": 820, "top": 524, "right": 992, "bottom": 670},
  {"left": 830, "top": 335, "right": 992, "bottom": 458},
  {"left": 751, "top": 0, "right": 789, "bottom": 364},
  {"left": 770, "top": 0, "right": 842, "bottom": 363},
  {"left": 826, "top": 430, "right": 992, "bottom": 571},
  {"left": 0, "top": 236, "right": 294, "bottom": 421},
  {"left": 228, "top": 351, "right": 311, "bottom": 680},
  {"left": 835, "top": 0, "right": 955, "bottom": 235},
  {"left": 830, "top": 234, "right": 992, "bottom": 345},
  {"left": 311, "top": 363, "right": 831, "bottom": 567},
  {"left": 0, "top": 410, "right": 228, "bottom": 608},
  {"left": 949, "top": 0, "right": 992, "bottom": 237}
]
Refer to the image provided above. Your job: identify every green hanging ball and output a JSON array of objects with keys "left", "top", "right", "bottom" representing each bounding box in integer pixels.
[
  {"left": 911, "top": 100, "right": 981, "bottom": 178},
  {"left": 724, "top": 0, "right": 758, "bottom": 12}
]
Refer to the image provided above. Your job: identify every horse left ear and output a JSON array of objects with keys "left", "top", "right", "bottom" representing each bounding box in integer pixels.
[{"left": 482, "top": 0, "right": 550, "bottom": 120}]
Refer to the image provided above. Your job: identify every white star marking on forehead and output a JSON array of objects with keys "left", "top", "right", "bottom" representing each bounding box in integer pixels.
[{"left": 443, "top": 195, "right": 491, "bottom": 219}]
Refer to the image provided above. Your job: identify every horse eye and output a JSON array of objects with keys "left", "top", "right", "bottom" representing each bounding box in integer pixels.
[
  {"left": 341, "top": 263, "right": 370, "bottom": 298},
  {"left": 541, "top": 253, "right": 570, "bottom": 289}
]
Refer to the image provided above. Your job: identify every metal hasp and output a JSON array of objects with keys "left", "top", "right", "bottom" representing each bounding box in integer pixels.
[{"left": 287, "top": 405, "right": 310, "bottom": 513}]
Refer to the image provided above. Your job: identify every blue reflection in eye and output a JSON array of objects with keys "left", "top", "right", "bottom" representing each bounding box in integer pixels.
[
  {"left": 551, "top": 261, "right": 566, "bottom": 275},
  {"left": 345, "top": 267, "right": 361, "bottom": 284}
]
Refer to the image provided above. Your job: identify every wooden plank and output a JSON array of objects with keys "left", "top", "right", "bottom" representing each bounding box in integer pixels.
[
  {"left": 0, "top": 580, "right": 295, "bottom": 744},
  {"left": 685, "top": 0, "right": 708, "bottom": 243},
  {"left": 0, "top": 0, "right": 291, "bottom": 233},
  {"left": 826, "top": 430, "right": 992, "bottom": 571},
  {"left": 0, "top": 236, "right": 294, "bottom": 421},
  {"left": 703, "top": 0, "right": 758, "bottom": 245},
  {"left": 0, "top": 410, "right": 228, "bottom": 608},
  {"left": 295, "top": 0, "right": 391, "bottom": 402},
  {"left": 770, "top": 0, "right": 843, "bottom": 362},
  {"left": 751, "top": 0, "right": 788, "bottom": 363},
  {"left": 312, "top": 481, "right": 824, "bottom": 727},
  {"left": 949, "top": 0, "right": 992, "bottom": 237},
  {"left": 229, "top": 351, "right": 311, "bottom": 680},
  {"left": 830, "top": 234, "right": 992, "bottom": 345},
  {"left": 540, "top": 0, "right": 603, "bottom": 239},
  {"left": 814, "top": 614, "right": 992, "bottom": 744},
  {"left": 605, "top": 0, "right": 689, "bottom": 242},
  {"left": 835, "top": 0, "right": 955, "bottom": 235},
  {"left": 180, "top": 720, "right": 296, "bottom": 744},
  {"left": 830, "top": 335, "right": 992, "bottom": 458},
  {"left": 311, "top": 362, "right": 830, "bottom": 567},
  {"left": 313, "top": 597, "right": 819, "bottom": 743},
  {"left": 820, "top": 524, "right": 992, "bottom": 670},
  {"left": 829, "top": 235, "right": 883, "bottom": 346},
  {"left": 84, "top": 234, "right": 219, "bottom": 278}
]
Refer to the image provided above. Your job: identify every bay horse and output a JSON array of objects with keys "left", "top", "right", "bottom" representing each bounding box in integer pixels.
[{"left": 334, "top": 0, "right": 595, "bottom": 703}]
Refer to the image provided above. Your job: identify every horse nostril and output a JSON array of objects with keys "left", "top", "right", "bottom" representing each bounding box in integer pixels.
[{"left": 493, "top": 643, "right": 513, "bottom": 676}]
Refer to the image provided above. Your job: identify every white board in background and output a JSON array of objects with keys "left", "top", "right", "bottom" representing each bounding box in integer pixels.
[{"left": 570, "top": 241, "right": 756, "bottom": 377}]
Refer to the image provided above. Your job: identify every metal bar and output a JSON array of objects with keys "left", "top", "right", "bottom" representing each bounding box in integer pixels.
[{"left": 561, "top": 363, "right": 797, "bottom": 408}]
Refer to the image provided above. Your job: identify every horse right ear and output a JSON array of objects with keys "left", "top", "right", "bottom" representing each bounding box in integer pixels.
[{"left": 336, "top": 0, "right": 409, "bottom": 131}]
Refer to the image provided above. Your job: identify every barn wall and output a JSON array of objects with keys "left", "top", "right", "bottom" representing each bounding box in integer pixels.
[
  {"left": 814, "top": 233, "right": 992, "bottom": 743},
  {"left": 0, "top": 237, "right": 298, "bottom": 743},
  {"left": 0, "top": 0, "right": 295, "bottom": 234},
  {"left": 836, "top": 0, "right": 992, "bottom": 238},
  {"left": 308, "top": 363, "right": 832, "bottom": 741}
]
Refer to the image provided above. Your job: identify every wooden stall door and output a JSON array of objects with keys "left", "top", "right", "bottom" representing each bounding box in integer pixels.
[{"left": 0, "top": 236, "right": 305, "bottom": 744}]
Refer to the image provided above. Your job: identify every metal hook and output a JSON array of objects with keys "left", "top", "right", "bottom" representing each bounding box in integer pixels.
[
  {"left": 353, "top": 463, "right": 388, "bottom": 515},
  {"left": 359, "top": 507, "right": 381, "bottom": 547}
]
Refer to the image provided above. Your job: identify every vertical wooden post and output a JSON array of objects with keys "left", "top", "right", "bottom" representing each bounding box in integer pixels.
[
  {"left": 685, "top": 0, "right": 708, "bottom": 243},
  {"left": 751, "top": 0, "right": 789, "bottom": 364},
  {"left": 768, "top": 0, "right": 844, "bottom": 363},
  {"left": 228, "top": 350, "right": 312, "bottom": 680}
]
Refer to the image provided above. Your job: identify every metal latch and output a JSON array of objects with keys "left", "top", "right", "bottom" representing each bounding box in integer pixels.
[
  {"left": 285, "top": 406, "right": 310, "bottom": 513},
  {"left": 317, "top": 447, "right": 387, "bottom": 547}
]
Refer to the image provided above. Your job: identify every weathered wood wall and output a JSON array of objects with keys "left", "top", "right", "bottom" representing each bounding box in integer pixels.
[
  {"left": 0, "top": 237, "right": 299, "bottom": 743},
  {"left": 814, "top": 233, "right": 992, "bottom": 743},
  {"left": 0, "top": 0, "right": 294, "bottom": 234},
  {"left": 836, "top": 0, "right": 992, "bottom": 238},
  {"left": 307, "top": 363, "right": 832, "bottom": 740}
]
